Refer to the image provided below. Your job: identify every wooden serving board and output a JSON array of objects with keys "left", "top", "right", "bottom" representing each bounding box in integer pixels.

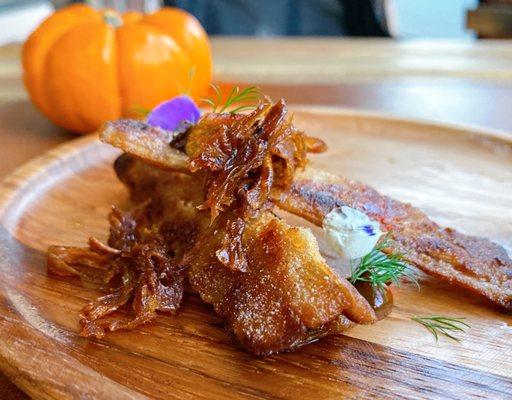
[{"left": 0, "top": 108, "right": 511, "bottom": 399}]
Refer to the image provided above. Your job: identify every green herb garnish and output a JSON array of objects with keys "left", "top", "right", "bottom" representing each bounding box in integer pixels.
[
  {"left": 202, "top": 85, "right": 262, "bottom": 114},
  {"left": 412, "top": 316, "right": 470, "bottom": 342},
  {"left": 350, "top": 242, "right": 418, "bottom": 290}
]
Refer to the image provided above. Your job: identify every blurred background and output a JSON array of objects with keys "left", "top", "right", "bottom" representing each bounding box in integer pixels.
[{"left": 4, "top": 0, "right": 512, "bottom": 45}]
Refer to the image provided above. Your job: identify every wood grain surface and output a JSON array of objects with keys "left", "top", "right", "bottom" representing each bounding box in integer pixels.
[{"left": 0, "top": 108, "right": 511, "bottom": 399}]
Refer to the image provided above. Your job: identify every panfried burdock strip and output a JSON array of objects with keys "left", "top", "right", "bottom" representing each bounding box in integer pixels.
[
  {"left": 272, "top": 169, "right": 512, "bottom": 310},
  {"left": 101, "top": 119, "right": 189, "bottom": 173},
  {"left": 101, "top": 111, "right": 512, "bottom": 311},
  {"left": 114, "top": 157, "right": 376, "bottom": 355}
]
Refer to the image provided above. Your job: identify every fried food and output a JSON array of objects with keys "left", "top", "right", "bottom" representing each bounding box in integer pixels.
[
  {"left": 114, "top": 155, "right": 376, "bottom": 355},
  {"left": 189, "top": 215, "right": 358, "bottom": 355},
  {"left": 50, "top": 100, "right": 378, "bottom": 354},
  {"left": 47, "top": 175, "right": 199, "bottom": 337},
  {"left": 116, "top": 156, "right": 376, "bottom": 323},
  {"left": 102, "top": 107, "right": 512, "bottom": 310},
  {"left": 103, "top": 100, "right": 326, "bottom": 273},
  {"left": 273, "top": 168, "right": 512, "bottom": 310},
  {"left": 49, "top": 157, "right": 377, "bottom": 354}
]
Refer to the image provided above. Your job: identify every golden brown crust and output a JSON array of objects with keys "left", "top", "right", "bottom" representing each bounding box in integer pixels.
[
  {"left": 114, "top": 157, "right": 376, "bottom": 355},
  {"left": 186, "top": 213, "right": 374, "bottom": 355}
]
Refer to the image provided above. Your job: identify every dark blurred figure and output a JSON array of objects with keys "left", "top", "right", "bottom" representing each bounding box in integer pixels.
[{"left": 164, "top": 0, "right": 389, "bottom": 36}]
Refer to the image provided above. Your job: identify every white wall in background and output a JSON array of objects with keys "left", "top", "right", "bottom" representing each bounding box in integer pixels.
[
  {"left": 0, "top": 1, "right": 53, "bottom": 45},
  {"left": 386, "top": 0, "right": 479, "bottom": 39}
]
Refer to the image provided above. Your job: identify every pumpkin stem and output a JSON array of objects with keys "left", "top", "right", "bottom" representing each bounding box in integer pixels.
[{"left": 103, "top": 9, "right": 123, "bottom": 27}]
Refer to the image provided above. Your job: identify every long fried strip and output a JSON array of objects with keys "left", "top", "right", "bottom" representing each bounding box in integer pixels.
[
  {"left": 100, "top": 119, "right": 189, "bottom": 172},
  {"left": 272, "top": 168, "right": 512, "bottom": 310}
]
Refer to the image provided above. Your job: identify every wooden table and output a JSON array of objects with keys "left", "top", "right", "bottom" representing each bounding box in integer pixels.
[{"left": 1, "top": 37, "right": 512, "bottom": 399}]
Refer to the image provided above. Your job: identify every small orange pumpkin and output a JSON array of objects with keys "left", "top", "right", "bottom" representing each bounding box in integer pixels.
[{"left": 22, "top": 4, "right": 212, "bottom": 134}]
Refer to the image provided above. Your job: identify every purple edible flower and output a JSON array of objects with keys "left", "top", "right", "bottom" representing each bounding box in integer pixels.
[{"left": 147, "top": 95, "right": 201, "bottom": 132}]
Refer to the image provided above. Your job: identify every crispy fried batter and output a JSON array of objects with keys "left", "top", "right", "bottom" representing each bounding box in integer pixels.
[
  {"left": 48, "top": 152, "right": 376, "bottom": 353},
  {"left": 187, "top": 211, "right": 376, "bottom": 354},
  {"left": 114, "top": 156, "right": 376, "bottom": 355},
  {"left": 273, "top": 168, "right": 512, "bottom": 310}
]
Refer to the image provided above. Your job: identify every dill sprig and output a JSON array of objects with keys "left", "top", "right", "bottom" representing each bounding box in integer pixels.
[
  {"left": 350, "top": 242, "right": 418, "bottom": 290},
  {"left": 412, "top": 316, "right": 470, "bottom": 342},
  {"left": 202, "top": 85, "right": 262, "bottom": 114}
]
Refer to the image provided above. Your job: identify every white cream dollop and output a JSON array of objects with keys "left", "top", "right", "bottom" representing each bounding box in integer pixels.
[{"left": 323, "top": 206, "right": 383, "bottom": 260}]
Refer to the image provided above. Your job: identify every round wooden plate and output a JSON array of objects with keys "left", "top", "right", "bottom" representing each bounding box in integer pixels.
[{"left": 0, "top": 108, "right": 511, "bottom": 399}]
